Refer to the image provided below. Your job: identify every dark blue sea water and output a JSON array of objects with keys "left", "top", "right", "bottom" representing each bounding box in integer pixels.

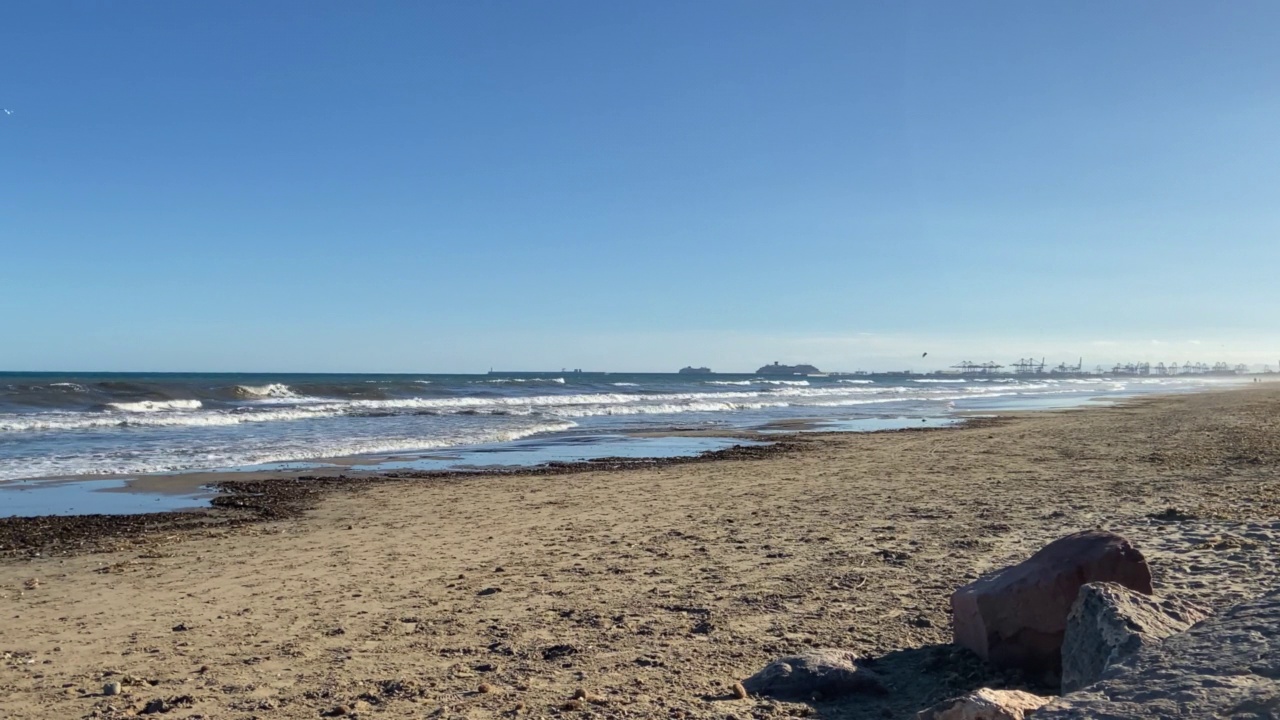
[{"left": 0, "top": 371, "right": 1234, "bottom": 489}]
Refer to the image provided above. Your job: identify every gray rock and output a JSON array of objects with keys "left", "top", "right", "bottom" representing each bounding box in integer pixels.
[
  {"left": 1061, "top": 582, "right": 1209, "bottom": 693},
  {"left": 1036, "top": 587, "right": 1280, "bottom": 719},
  {"left": 102, "top": 681, "right": 121, "bottom": 696},
  {"left": 741, "top": 648, "right": 886, "bottom": 699}
]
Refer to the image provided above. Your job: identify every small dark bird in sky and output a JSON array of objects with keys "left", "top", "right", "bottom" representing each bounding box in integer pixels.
[{"left": 922, "top": 352, "right": 928, "bottom": 358}]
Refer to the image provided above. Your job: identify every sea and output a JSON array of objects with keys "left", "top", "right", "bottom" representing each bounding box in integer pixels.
[{"left": 0, "top": 371, "right": 1238, "bottom": 516}]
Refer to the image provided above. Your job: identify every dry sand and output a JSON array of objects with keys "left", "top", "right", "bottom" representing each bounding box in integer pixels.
[{"left": 3, "top": 385, "right": 1280, "bottom": 719}]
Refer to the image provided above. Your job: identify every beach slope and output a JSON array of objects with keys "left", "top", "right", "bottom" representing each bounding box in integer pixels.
[{"left": 3, "top": 386, "right": 1280, "bottom": 719}]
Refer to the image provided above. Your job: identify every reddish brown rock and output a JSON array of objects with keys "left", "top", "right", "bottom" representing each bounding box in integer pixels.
[{"left": 950, "top": 530, "right": 1152, "bottom": 676}]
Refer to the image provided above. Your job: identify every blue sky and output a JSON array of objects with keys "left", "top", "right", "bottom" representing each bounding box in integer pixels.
[{"left": 3, "top": 2, "right": 1278, "bottom": 372}]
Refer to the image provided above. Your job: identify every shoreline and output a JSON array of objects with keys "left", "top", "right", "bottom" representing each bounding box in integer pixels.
[
  {"left": 0, "top": 388, "right": 1223, "bottom": 558},
  {"left": 0, "top": 376, "right": 1167, "bottom": 519},
  {"left": 2, "top": 386, "right": 1278, "bottom": 719},
  {"left": 0, "top": 416, "right": 986, "bottom": 520},
  {"left": 0, "top": 374, "right": 1240, "bottom": 494},
  {"left": 0, "top": 436, "right": 807, "bottom": 559}
]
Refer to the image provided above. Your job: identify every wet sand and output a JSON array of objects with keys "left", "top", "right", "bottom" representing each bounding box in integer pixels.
[
  {"left": 3, "top": 386, "right": 1280, "bottom": 719},
  {"left": 0, "top": 434, "right": 777, "bottom": 516}
]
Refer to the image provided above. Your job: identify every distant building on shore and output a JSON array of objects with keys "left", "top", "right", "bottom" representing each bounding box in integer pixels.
[
  {"left": 678, "top": 366, "right": 713, "bottom": 375},
  {"left": 756, "top": 361, "right": 821, "bottom": 376}
]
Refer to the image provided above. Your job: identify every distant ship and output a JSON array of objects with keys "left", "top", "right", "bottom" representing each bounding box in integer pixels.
[
  {"left": 757, "top": 361, "right": 821, "bottom": 376},
  {"left": 678, "top": 366, "right": 713, "bottom": 375}
]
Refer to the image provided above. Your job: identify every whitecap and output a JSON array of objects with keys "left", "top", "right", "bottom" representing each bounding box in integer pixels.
[
  {"left": 234, "top": 383, "right": 299, "bottom": 399},
  {"left": 106, "top": 399, "right": 203, "bottom": 413},
  {"left": 0, "top": 420, "right": 579, "bottom": 482}
]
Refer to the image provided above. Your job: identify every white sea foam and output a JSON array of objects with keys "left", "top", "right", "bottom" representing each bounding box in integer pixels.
[
  {"left": 0, "top": 404, "right": 344, "bottom": 432},
  {"left": 49, "top": 382, "right": 87, "bottom": 391},
  {"left": 611, "top": 382, "right": 639, "bottom": 386},
  {"left": 808, "top": 397, "right": 921, "bottom": 407},
  {"left": 0, "top": 420, "right": 578, "bottom": 482},
  {"left": 0, "top": 379, "right": 1206, "bottom": 435},
  {"left": 706, "top": 379, "right": 809, "bottom": 386},
  {"left": 235, "top": 383, "right": 300, "bottom": 399},
  {"left": 547, "top": 400, "right": 787, "bottom": 418},
  {"left": 105, "top": 399, "right": 203, "bottom": 412},
  {"left": 483, "top": 378, "right": 566, "bottom": 384},
  {"left": 0, "top": 386, "right": 876, "bottom": 432},
  {"left": 0, "top": 374, "right": 1229, "bottom": 484},
  {"left": 913, "top": 379, "right": 966, "bottom": 383}
]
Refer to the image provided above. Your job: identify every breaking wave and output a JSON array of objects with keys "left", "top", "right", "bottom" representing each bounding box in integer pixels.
[
  {"left": 234, "top": 383, "right": 300, "bottom": 399},
  {"left": 0, "top": 420, "right": 578, "bottom": 482},
  {"left": 0, "top": 372, "right": 1228, "bottom": 485},
  {"left": 706, "top": 379, "right": 810, "bottom": 386},
  {"left": 105, "top": 399, "right": 203, "bottom": 413}
]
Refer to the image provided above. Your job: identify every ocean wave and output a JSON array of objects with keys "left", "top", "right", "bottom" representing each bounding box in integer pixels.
[
  {"left": 547, "top": 400, "right": 787, "bottom": 418},
  {"left": 49, "top": 382, "right": 88, "bottom": 391},
  {"left": 808, "top": 397, "right": 922, "bottom": 407},
  {"left": 611, "top": 382, "right": 639, "bottom": 386},
  {"left": 0, "top": 420, "right": 578, "bottom": 482},
  {"left": 837, "top": 379, "right": 874, "bottom": 384},
  {"left": 706, "top": 379, "right": 810, "bottom": 386},
  {"left": 234, "top": 383, "right": 300, "bottom": 399},
  {"left": 105, "top": 399, "right": 203, "bottom": 413},
  {"left": 483, "top": 378, "right": 566, "bottom": 384},
  {"left": 0, "top": 404, "right": 345, "bottom": 432},
  {"left": 0, "top": 380, "right": 1156, "bottom": 434},
  {"left": 913, "top": 379, "right": 966, "bottom": 383},
  {"left": 0, "top": 385, "right": 921, "bottom": 432}
]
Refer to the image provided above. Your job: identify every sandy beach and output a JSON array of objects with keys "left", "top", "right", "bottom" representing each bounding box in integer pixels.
[{"left": 3, "top": 385, "right": 1280, "bottom": 719}]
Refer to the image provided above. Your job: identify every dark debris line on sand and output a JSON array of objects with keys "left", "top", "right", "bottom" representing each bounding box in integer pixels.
[
  {"left": 0, "top": 418, "right": 1000, "bottom": 561},
  {"left": 0, "top": 438, "right": 825, "bottom": 560},
  {"left": 0, "top": 420, "right": 997, "bottom": 560}
]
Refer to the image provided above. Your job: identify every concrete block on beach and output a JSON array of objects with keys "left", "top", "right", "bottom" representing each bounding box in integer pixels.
[
  {"left": 1036, "top": 587, "right": 1280, "bottom": 719},
  {"left": 1060, "top": 581, "right": 1209, "bottom": 693},
  {"left": 950, "top": 530, "right": 1153, "bottom": 676}
]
